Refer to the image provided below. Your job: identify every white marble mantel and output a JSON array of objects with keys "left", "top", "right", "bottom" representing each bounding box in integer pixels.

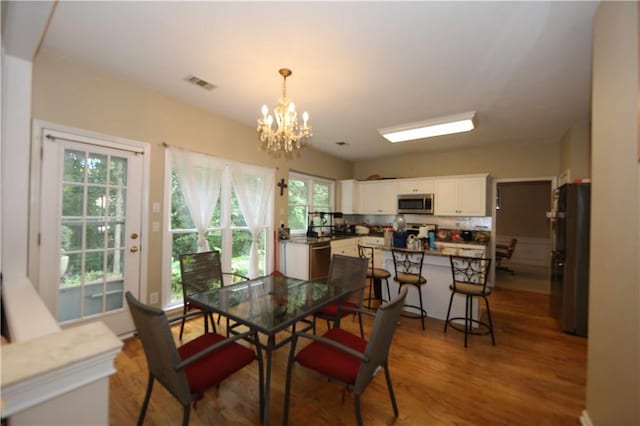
[{"left": 1, "top": 276, "right": 123, "bottom": 424}]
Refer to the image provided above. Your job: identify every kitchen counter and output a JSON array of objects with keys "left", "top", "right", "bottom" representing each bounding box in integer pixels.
[{"left": 378, "top": 247, "right": 489, "bottom": 322}]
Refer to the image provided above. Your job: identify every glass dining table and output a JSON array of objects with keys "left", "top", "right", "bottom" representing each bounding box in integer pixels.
[{"left": 187, "top": 273, "right": 356, "bottom": 426}]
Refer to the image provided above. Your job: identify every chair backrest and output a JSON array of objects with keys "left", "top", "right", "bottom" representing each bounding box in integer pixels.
[
  {"left": 497, "top": 238, "right": 518, "bottom": 260},
  {"left": 354, "top": 286, "right": 408, "bottom": 393},
  {"left": 449, "top": 256, "right": 492, "bottom": 293},
  {"left": 391, "top": 248, "right": 425, "bottom": 279},
  {"left": 125, "top": 291, "right": 192, "bottom": 405},
  {"left": 327, "top": 254, "right": 368, "bottom": 307},
  {"left": 357, "top": 244, "right": 376, "bottom": 277},
  {"left": 179, "top": 250, "right": 224, "bottom": 299}
]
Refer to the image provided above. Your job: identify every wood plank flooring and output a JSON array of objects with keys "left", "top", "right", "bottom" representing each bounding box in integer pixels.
[{"left": 109, "top": 287, "right": 587, "bottom": 425}]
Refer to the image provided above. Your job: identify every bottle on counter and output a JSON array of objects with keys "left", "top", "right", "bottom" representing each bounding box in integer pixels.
[
  {"left": 392, "top": 215, "right": 407, "bottom": 248},
  {"left": 383, "top": 227, "right": 393, "bottom": 247},
  {"left": 428, "top": 230, "right": 436, "bottom": 249}
]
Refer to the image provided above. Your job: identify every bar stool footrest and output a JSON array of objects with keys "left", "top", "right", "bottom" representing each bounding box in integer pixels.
[
  {"left": 363, "top": 296, "right": 388, "bottom": 310},
  {"left": 446, "top": 317, "right": 492, "bottom": 336},
  {"left": 400, "top": 304, "right": 427, "bottom": 319}
]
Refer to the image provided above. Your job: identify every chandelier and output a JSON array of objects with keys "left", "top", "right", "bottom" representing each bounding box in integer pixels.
[{"left": 257, "top": 68, "right": 312, "bottom": 154}]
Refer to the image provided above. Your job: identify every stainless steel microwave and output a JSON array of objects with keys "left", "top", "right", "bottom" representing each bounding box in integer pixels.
[{"left": 397, "top": 193, "right": 434, "bottom": 214}]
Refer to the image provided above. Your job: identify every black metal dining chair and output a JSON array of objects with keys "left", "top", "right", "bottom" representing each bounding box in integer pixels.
[
  {"left": 283, "top": 286, "right": 408, "bottom": 426},
  {"left": 125, "top": 292, "right": 264, "bottom": 426},
  {"left": 178, "top": 250, "right": 248, "bottom": 339},
  {"left": 313, "top": 254, "right": 368, "bottom": 338}
]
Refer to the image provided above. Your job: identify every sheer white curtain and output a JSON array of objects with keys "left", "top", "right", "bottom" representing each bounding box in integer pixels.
[
  {"left": 230, "top": 164, "right": 275, "bottom": 278},
  {"left": 169, "top": 147, "right": 224, "bottom": 252}
]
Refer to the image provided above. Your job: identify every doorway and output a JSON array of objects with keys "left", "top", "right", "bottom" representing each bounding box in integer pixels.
[
  {"left": 33, "top": 123, "right": 149, "bottom": 336},
  {"left": 492, "top": 178, "right": 555, "bottom": 294}
]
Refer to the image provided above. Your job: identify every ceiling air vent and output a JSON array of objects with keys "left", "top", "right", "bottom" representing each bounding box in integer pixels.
[{"left": 184, "top": 74, "right": 217, "bottom": 91}]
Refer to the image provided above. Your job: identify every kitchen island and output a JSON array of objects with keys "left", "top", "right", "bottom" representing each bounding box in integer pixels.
[
  {"left": 280, "top": 235, "right": 490, "bottom": 325},
  {"left": 378, "top": 244, "right": 489, "bottom": 323}
]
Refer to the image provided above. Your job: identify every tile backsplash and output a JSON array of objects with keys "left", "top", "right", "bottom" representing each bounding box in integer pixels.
[{"left": 344, "top": 214, "right": 492, "bottom": 231}]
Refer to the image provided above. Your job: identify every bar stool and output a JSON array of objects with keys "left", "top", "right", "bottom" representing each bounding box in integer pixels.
[
  {"left": 391, "top": 248, "right": 427, "bottom": 330},
  {"left": 358, "top": 244, "right": 391, "bottom": 309},
  {"left": 444, "top": 255, "right": 494, "bottom": 347}
]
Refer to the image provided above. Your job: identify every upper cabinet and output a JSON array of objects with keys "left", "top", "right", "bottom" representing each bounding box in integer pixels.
[
  {"left": 396, "top": 178, "right": 434, "bottom": 195},
  {"left": 339, "top": 174, "right": 488, "bottom": 217},
  {"left": 338, "top": 179, "right": 358, "bottom": 214},
  {"left": 434, "top": 175, "right": 488, "bottom": 216},
  {"left": 357, "top": 180, "right": 397, "bottom": 214}
]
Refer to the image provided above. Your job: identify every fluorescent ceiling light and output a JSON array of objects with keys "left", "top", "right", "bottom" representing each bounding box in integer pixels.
[{"left": 379, "top": 111, "right": 477, "bottom": 143}]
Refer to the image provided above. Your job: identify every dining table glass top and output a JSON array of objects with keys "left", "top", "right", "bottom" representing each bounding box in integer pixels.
[{"left": 187, "top": 274, "right": 350, "bottom": 334}]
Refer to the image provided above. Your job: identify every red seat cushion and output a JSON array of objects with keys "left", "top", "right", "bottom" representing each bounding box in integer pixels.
[
  {"left": 296, "top": 328, "right": 367, "bottom": 384},
  {"left": 318, "top": 301, "right": 357, "bottom": 318},
  {"left": 178, "top": 333, "right": 255, "bottom": 396}
]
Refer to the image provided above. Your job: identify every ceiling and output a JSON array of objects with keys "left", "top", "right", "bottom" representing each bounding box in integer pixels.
[{"left": 40, "top": 1, "right": 598, "bottom": 161}]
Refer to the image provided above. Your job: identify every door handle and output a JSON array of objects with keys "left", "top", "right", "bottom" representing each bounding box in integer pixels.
[
  {"left": 131, "top": 233, "right": 139, "bottom": 240},
  {"left": 130, "top": 246, "right": 139, "bottom": 253}
]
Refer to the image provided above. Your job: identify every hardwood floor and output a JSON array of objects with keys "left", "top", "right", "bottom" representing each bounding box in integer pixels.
[{"left": 110, "top": 287, "right": 587, "bottom": 425}]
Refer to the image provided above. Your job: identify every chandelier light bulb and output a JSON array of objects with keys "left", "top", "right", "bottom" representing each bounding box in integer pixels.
[{"left": 261, "top": 104, "right": 269, "bottom": 118}]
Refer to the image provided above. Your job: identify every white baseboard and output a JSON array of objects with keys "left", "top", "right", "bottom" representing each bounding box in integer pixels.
[{"left": 580, "top": 410, "right": 593, "bottom": 426}]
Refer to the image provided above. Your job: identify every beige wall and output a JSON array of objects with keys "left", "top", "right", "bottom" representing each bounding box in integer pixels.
[
  {"left": 496, "top": 181, "right": 551, "bottom": 238},
  {"left": 588, "top": 2, "right": 639, "bottom": 425},
  {"left": 31, "top": 49, "right": 352, "bottom": 303},
  {"left": 353, "top": 139, "right": 560, "bottom": 181},
  {"left": 559, "top": 119, "right": 591, "bottom": 180}
]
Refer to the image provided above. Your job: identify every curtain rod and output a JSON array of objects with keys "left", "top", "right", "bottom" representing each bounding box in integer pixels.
[
  {"left": 162, "top": 142, "right": 280, "bottom": 171},
  {"left": 47, "top": 134, "right": 144, "bottom": 155}
]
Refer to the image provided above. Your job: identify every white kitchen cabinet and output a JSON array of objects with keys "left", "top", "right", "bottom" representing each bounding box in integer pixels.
[
  {"left": 397, "top": 178, "right": 434, "bottom": 195},
  {"left": 330, "top": 237, "right": 359, "bottom": 258},
  {"left": 338, "top": 179, "right": 358, "bottom": 214},
  {"left": 357, "top": 180, "right": 397, "bottom": 214},
  {"left": 434, "top": 175, "right": 488, "bottom": 216},
  {"left": 281, "top": 241, "right": 309, "bottom": 280}
]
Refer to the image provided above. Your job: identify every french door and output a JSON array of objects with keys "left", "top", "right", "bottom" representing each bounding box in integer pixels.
[{"left": 39, "top": 128, "right": 145, "bottom": 335}]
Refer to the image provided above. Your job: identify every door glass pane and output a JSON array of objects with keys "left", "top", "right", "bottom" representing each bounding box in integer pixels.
[
  {"left": 84, "top": 281, "right": 105, "bottom": 316},
  {"left": 58, "top": 148, "right": 130, "bottom": 323},
  {"left": 109, "top": 188, "right": 127, "bottom": 217},
  {"left": 62, "top": 184, "right": 84, "bottom": 216},
  {"left": 110, "top": 157, "right": 127, "bottom": 185},
  {"left": 106, "top": 281, "right": 124, "bottom": 311},
  {"left": 61, "top": 220, "right": 82, "bottom": 252},
  {"left": 86, "top": 220, "right": 107, "bottom": 250},
  {"left": 87, "top": 153, "right": 108, "bottom": 184},
  {"left": 107, "top": 221, "right": 125, "bottom": 249},
  {"left": 63, "top": 150, "right": 86, "bottom": 183},
  {"left": 107, "top": 249, "right": 125, "bottom": 280},
  {"left": 87, "top": 185, "right": 107, "bottom": 216}
]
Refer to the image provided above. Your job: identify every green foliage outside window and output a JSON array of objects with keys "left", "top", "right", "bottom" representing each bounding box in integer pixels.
[
  {"left": 288, "top": 175, "right": 332, "bottom": 233},
  {"left": 169, "top": 169, "right": 266, "bottom": 303}
]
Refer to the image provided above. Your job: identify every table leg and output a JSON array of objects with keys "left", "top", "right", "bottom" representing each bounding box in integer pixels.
[{"left": 262, "top": 334, "right": 275, "bottom": 426}]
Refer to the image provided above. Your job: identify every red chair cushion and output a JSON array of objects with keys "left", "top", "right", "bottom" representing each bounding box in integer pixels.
[
  {"left": 178, "top": 333, "right": 255, "bottom": 396},
  {"left": 318, "top": 301, "right": 357, "bottom": 318},
  {"left": 296, "top": 327, "right": 367, "bottom": 384}
]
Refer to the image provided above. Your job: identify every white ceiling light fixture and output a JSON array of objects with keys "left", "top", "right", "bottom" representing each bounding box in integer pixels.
[
  {"left": 379, "top": 111, "right": 477, "bottom": 143},
  {"left": 257, "top": 68, "right": 312, "bottom": 154}
]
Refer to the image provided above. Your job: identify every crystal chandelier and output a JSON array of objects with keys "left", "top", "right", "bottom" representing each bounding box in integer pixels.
[{"left": 257, "top": 68, "right": 312, "bottom": 154}]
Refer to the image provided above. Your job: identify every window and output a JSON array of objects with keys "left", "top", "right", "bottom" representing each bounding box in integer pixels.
[
  {"left": 164, "top": 149, "right": 274, "bottom": 307},
  {"left": 288, "top": 172, "right": 334, "bottom": 234}
]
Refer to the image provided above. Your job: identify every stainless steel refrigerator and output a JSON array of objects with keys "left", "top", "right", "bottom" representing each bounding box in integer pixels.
[{"left": 549, "top": 183, "right": 590, "bottom": 337}]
